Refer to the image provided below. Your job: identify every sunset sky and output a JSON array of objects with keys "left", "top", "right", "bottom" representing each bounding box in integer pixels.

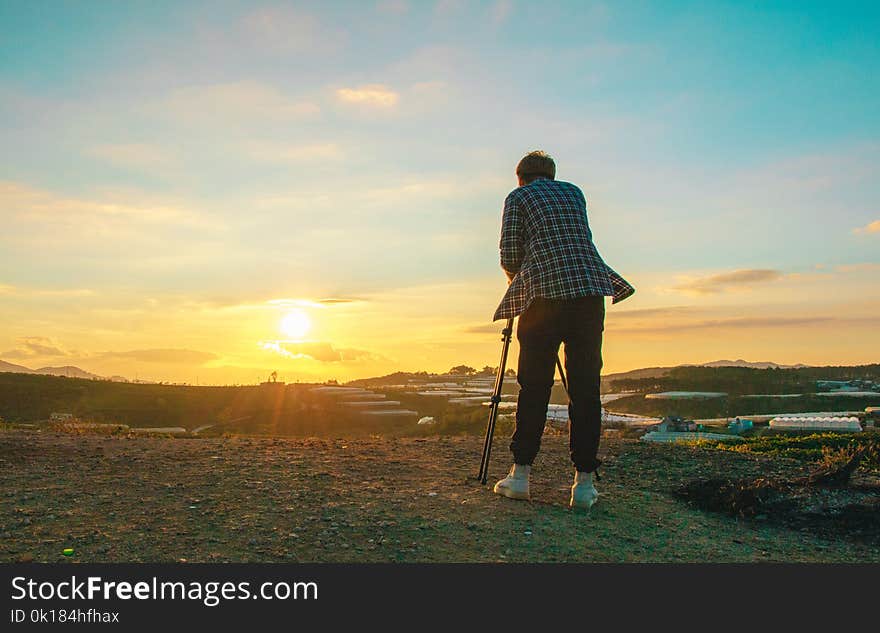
[{"left": 1, "top": 1, "right": 878, "bottom": 384}]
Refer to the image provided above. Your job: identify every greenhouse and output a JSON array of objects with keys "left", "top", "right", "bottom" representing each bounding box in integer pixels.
[{"left": 768, "top": 416, "right": 862, "bottom": 431}]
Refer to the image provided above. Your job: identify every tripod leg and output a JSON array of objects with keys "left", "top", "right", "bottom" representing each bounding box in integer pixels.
[
  {"left": 555, "top": 354, "right": 569, "bottom": 397},
  {"left": 478, "top": 318, "right": 514, "bottom": 484}
]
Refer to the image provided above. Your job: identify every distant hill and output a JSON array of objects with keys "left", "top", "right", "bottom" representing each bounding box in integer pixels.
[
  {"left": 602, "top": 366, "right": 674, "bottom": 383},
  {"left": 602, "top": 360, "right": 813, "bottom": 384},
  {"left": 35, "top": 365, "right": 104, "bottom": 380},
  {"left": 0, "top": 360, "right": 35, "bottom": 374},
  {"left": 0, "top": 359, "right": 113, "bottom": 381},
  {"left": 354, "top": 361, "right": 815, "bottom": 389},
  {"left": 698, "top": 359, "right": 809, "bottom": 369}
]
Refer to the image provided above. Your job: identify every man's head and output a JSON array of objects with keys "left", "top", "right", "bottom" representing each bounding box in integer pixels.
[{"left": 516, "top": 150, "right": 556, "bottom": 186}]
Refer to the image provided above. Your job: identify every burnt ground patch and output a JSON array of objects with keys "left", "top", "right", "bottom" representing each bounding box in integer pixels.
[{"left": 676, "top": 474, "right": 880, "bottom": 545}]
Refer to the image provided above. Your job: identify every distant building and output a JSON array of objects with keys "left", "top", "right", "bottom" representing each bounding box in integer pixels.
[
  {"left": 727, "top": 417, "right": 754, "bottom": 434},
  {"left": 641, "top": 415, "right": 740, "bottom": 443},
  {"left": 655, "top": 415, "right": 698, "bottom": 432}
]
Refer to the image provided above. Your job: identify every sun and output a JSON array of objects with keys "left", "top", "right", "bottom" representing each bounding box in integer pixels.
[{"left": 280, "top": 309, "right": 311, "bottom": 340}]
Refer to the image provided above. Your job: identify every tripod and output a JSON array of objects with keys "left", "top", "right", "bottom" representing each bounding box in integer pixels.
[{"left": 477, "top": 318, "right": 570, "bottom": 484}]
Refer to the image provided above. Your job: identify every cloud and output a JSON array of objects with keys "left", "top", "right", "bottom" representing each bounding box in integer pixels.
[
  {"left": 154, "top": 82, "right": 319, "bottom": 125},
  {"left": 2, "top": 336, "right": 70, "bottom": 359},
  {"left": 0, "top": 181, "right": 222, "bottom": 247},
  {"left": 730, "top": 144, "right": 880, "bottom": 199},
  {"left": 672, "top": 269, "right": 783, "bottom": 295},
  {"left": 854, "top": 219, "right": 880, "bottom": 235},
  {"left": 610, "top": 306, "right": 693, "bottom": 320},
  {"left": 835, "top": 262, "right": 880, "bottom": 273},
  {"left": 86, "top": 143, "right": 177, "bottom": 170},
  {"left": 244, "top": 141, "right": 343, "bottom": 163},
  {"left": 241, "top": 6, "right": 347, "bottom": 53},
  {"left": 0, "top": 282, "right": 95, "bottom": 298},
  {"left": 490, "top": 0, "right": 513, "bottom": 24},
  {"left": 336, "top": 85, "right": 399, "bottom": 108},
  {"left": 317, "top": 297, "right": 366, "bottom": 305},
  {"left": 376, "top": 0, "right": 409, "bottom": 14},
  {"left": 95, "top": 349, "right": 219, "bottom": 364},
  {"left": 259, "top": 340, "right": 377, "bottom": 362},
  {"left": 263, "top": 297, "right": 367, "bottom": 310},
  {"left": 610, "top": 315, "right": 836, "bottom": 335},
  {"left": 434, "top": 0, "right": 466, "bottom": 17}
]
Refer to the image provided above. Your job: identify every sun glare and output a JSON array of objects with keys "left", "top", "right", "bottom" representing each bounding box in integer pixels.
[{"left": 280, "top": 309, "right": 311, "bottom": 340}]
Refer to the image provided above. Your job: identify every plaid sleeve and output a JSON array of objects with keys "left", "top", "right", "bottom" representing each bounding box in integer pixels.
[
  {"left": 499, "top": 192, "right": 523, "bottom": 276},
  {"left": 606, "top": 265, "right": 635, "bottom": 304}
]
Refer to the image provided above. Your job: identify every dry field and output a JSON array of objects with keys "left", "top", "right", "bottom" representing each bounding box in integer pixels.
[{"left": 2, "top": 429, "right": 878, "bottom": 563}]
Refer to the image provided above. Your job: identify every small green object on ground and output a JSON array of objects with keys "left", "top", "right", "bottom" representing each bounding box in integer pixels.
[{"left": 62, "top": 548, "right": 74, "bottom": 556}]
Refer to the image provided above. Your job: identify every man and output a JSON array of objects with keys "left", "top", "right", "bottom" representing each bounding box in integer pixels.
[{"left": 492, "top": 150, "right": 634, "bottom": 510}]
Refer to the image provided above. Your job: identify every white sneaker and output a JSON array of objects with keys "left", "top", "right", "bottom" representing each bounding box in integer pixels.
[
  {"left": 493, "top": 464, "right": 531, "bottom": 500},
  {"left": 570, "top": 470, "right": 598, "bottom": 510}
]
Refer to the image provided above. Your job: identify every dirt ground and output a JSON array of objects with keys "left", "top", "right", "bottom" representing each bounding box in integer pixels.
[{"left": 2, "top": 429, "right": 878, "bottom": 563}]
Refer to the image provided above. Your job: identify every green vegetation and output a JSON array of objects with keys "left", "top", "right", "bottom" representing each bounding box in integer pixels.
[
  {"left": 608, "top": 364, "right": 880, "bottom": 395},
  {"left": 690, "top": 433, "right": 880, "bottom": 470},
  {"left": 348, "top": 366, "right": 515, "bottom": 388},
  {"left": 0, "top": 372, "right": 235, "bottom": 426},
  {"left": 607, "top": 393, "right": 880, "bottom": 419},
  {"left": 0, "top": 373, "right": 413, "bottom": 436},
  {"left": 3, "top": 364, "right": 878, "bottom": 438}
]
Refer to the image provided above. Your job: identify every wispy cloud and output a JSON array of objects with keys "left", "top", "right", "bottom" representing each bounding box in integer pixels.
[
  {"left": 610, "top": 306, "right": 693, "bottom": 320},
  {"left": 336, "top": 84, "right": 399, "bottom": 107},
  {"left": 259, "top": 340, "right": 377, "bottom": 362},
  {"left": 611, "top": 315, "right": 835, "bottom": 335},
  {"left": 317, "top": 297, "right": 366, "bottom": 305},
  {"left": 0, "top": 181, "right": 223, "bottom": 246},
  {"left": 264, "top": 297, "right": 367, "bottom": 310},
  {"left": 154, "top": 82, "right": 319, "bottom": 125},
  {"left": 854, "top": 219, "right": 880, "bottom": 235},
  {"left": 376, "top": 0, "right": 409, "bottom": 15},
  {"left": 244, "top": 141, "right": 343, "bottom": 163},
  {"left": 0, "top": 282, "right": 96, "bottom": 298},
  {"left": 490, "top": 0, "right": 513, "bottom": 25},
  {"left": 671, "top": 269, "right": 783, "bottom": 295},
  {"left": 94, "top": 349, "right": 218, "bottom": 364},
  {"left": 835, "top": 262, "right": 880, "bottom": 273},
  {"left": 86, "top": 143, "right": 178, "bottom": 170},
  {"left": 241, "top": 6, "right": 347, "bottom": 53},
  {"left": 434, "top": 0, "right": 466, "bottom": 18},
  {"left": 2, "top": 336, "right": 70, "bottom": 359}
]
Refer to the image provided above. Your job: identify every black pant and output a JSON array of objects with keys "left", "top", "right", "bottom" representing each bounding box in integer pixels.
[{"left": 510, "top": 295, "right": 605, "bottom": 472}]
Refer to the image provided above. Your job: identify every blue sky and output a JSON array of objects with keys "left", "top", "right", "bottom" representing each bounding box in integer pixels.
[{"left": 1, "top": 1, "right": 878, "bottom": 382}]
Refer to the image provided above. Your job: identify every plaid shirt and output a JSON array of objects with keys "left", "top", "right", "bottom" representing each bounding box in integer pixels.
[{"left": 494, "top": 177, "right": 635, "bottom": 321}]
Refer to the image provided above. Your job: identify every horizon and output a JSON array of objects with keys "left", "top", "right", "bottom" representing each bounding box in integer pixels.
[
  {"left": 2, "top": 355, "right": 876, "bottom": 387},
  {"left": 2, "top": 1, "right": 879, "bottom": 384}
]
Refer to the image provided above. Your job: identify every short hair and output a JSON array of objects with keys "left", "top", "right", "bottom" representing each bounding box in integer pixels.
[{"left": 516, "top": 150, "right": 556, "bottom": 183}]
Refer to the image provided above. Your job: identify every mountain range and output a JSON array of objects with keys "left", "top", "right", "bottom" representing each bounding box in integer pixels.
[
  {"left": 0, "top": 360, "right": 121, "bottom": 381},
  {"left": 599, "top": 359, "right": 811, "bottom": 383}
]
